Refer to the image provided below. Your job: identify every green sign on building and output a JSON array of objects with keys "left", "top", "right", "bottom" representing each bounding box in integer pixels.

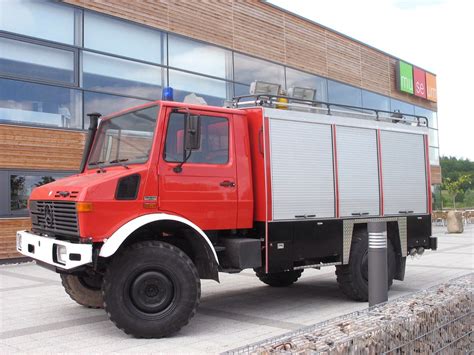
[{"left": 397, "top": 61, "right": 414, "bottom": 94}]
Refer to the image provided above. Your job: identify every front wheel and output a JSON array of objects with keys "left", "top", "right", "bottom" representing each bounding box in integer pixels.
[
  {"left": 102, "top": 241, "right": 200, "bottom": 338},
  {"left": 60, "top": 273, "right": 104, "bottom": 308}
]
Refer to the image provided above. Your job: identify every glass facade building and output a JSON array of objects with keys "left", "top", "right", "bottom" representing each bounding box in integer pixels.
[{"left": 0, "top": 0, "right": 440, "bottom": 217}]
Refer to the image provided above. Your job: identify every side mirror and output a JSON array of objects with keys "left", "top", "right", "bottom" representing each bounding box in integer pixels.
[{"left": 185, "top": 114, "right": 201, "bottom": 150}]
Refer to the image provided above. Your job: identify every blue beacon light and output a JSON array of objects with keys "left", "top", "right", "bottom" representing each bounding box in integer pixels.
[{"left": 162, "top": 87, "right": 174, "bottom": 101}]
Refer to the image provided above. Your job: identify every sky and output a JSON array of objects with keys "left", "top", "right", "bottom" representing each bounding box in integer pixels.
[{"left": 269, "top": 0, "right": 474, "bottom": 160}]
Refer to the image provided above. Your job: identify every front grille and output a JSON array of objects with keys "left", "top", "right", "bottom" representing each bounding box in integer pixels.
[{"left": 30, "top": 201, "right": 79, "bottom": 237}]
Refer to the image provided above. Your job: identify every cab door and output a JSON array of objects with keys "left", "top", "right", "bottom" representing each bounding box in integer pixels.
[{"left": 158, "top": 107, "right": 238, "bottom": 230}]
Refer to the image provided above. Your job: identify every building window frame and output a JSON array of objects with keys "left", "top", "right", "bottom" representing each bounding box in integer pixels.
[
  {"left": 83, "top": 10, "right": 166, "bottom": 65},
  {"left": 1, "top": 1, "right": 439, "bottom": 143},
  {"left": 0, "top": 32, "right": 79, "bottom": 87},
  {"left": 0, "top": 77, "right": 84, "bottom": 130},
  {"left": 0, "top": 0, "right": 76, "bottom": 45},
  {"left": 81, "top": 50, "right": 165, "bottom": 100},
  {"left": 0, "top": 169, "right": 76, "bottom": 218}
]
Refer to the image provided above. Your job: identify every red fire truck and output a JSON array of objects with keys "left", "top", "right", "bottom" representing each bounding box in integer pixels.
[{"left": 16, "top": 82, "right": 436, "bottom": 338}]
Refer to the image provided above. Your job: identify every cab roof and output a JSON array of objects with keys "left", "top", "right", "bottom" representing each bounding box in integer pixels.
[{"left": 100, "top": 100, "right": 248, "bottom": 122}]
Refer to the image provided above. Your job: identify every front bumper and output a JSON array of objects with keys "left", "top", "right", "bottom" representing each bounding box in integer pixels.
[{"left": 16, "top": 230, "right": 93, "bottom": 270}]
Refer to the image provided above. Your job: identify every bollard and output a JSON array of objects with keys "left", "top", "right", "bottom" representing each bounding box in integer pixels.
[{"left": 368, "top": 221, "right": 388, "bottom": 306}]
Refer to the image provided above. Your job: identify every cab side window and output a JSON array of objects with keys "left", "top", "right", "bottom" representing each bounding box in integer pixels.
[{"left": 164, "top": 113, "right": 229, "bottom": 164}]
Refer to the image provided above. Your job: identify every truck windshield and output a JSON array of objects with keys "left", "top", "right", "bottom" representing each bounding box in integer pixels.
[{"left": 88, "top": 105, "right": 159, "bottom": 168}]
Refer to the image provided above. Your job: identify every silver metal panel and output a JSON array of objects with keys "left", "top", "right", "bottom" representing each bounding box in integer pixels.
[
  {"left": 380, "top": 131, "right": 427, "bottom": 215},
  {"left": 269, "top": 118, "right": 335, "bottom": 220},
  {"left": 336, "top": 126, "right": 379, "bottom": 217},
  {"left": 342, "top": 220, "right": 355, "bottom": 264},
  {"left": 398, "top": 217, "right": 407, "bottom": 256},
  {"left": 263, "top": 108, "right": 428, "bottom": 136},
  {"left": 294, "top": 261, "right": 342, "bottom": 270},
  {"left": 342, "top": 217, "right": 407, "bottom": 264}
]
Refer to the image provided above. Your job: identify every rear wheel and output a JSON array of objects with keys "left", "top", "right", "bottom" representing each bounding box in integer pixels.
[
  {"left": 336, "top": 228, "right": 396, "bottom": 301},
  {"left": 102, "top": 241, "right": 200, "bottom": 338},
  {"left": 60, "top": 273, "right": 104, "bottom": 308},
  {"left": 256, "top": 269, "right": 303, "bottom": 287}
]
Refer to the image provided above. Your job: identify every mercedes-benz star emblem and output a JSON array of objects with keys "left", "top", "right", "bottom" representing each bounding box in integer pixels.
[{"left": 44, "top": 204, "right": 54, "bottom": 228}]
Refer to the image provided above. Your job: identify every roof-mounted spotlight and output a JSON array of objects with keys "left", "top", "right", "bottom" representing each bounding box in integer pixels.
[
  {"left": 391, "top": 109, "right": 404, "bottom": 123},
  {"left": 288, "top": 86, "right": 316, "bottom": 101},
  {"left": 249, "top": 81, "right": 281, "bottom": 96},
  {"left": 391, "top": 109, "right": 403, "bottom": 119}
]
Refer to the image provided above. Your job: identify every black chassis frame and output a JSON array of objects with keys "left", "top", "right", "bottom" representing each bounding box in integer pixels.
[{"left": 258, "top": 214, "right": 434, "bottom": 273}]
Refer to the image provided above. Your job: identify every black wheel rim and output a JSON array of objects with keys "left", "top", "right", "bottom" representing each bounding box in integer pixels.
[
  {"left": 126, "top": 269, "right": 177, "bottom": 317},
  {"left": 361, "top": 251, "right": 368, "bottom": 282},
  {"left": 78, "top": 273, "right": 102, "bottom": 291}
]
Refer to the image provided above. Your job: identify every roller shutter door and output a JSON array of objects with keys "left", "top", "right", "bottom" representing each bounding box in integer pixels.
[
  {"left": 336, "top": 126, "right": 380, "bottom": 217},
  {"left": 269, "top": 118, "right": 334, "bottom": 220},
  {"left": 380, "top": 131, "right": 427, "bottom": 215}
]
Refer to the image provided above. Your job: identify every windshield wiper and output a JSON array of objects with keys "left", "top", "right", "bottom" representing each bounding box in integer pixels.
[
  {"left": 89, "top": 160, "right": 106, "bottom": 173},
  {"left": 109, "top": 158, "right": 130, "bottom": 169}
]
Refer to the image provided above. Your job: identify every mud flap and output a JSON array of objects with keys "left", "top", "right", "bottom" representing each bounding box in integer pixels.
[{"left": 394, "top": 256, "right": 406, "bottom": 281}]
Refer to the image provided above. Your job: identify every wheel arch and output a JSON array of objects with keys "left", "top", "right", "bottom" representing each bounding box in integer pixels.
[
  {"left": 99, "top": 213, "right": 219, "bottom": 281},
  {"left": 386, "top": 221, "right": 406, "bottom": 281},
  {"left": 349, "top": 220, "right": 405, "bottom": 281}
]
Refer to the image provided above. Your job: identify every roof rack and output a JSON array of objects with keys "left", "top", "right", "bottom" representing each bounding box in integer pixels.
[{"left": 232, "top": 94, "right": 428, "bottom": 127}]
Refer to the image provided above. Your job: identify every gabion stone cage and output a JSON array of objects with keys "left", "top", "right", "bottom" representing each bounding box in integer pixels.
[{"left": 225, "top": 274, "right": 473, "bottom": 354}]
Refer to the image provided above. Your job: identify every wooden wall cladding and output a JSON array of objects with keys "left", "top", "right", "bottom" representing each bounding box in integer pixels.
[
  {"left": 169, "top": 1, "right": 234, "bottom": 50},
  {"left": 232, "top": 1, "right": 285, "bottom": 63},
  {"left": 75, "top": 0, "right": 170, "bottom": 30},
  {"left": 0, "top": 125, "right": 84, "bottom": 261},
  {"left": 326, "top": 31, "right": 361, "bottom": 87},
  {"left": 0, "top": 218, "right": 31, "bottom": 259},
  {"left": 0, "top": 125, "right": 85, "bottom": 171},
  {"left": 430, "top": 165, "right": 442, "bottom": 185},
  {"left": 361, "top": 47, "right": 390, "bottom": 96},
  {"left": 62, "top": 0, "right": 437, "bottom": 111},
  {"left": 284, "top": 16, "right": 327, "bottom": 77}
]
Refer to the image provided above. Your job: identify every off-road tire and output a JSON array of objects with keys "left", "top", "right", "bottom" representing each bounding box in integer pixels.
[
  {"left": 256, "top": 269, "right": 303, "bottom": 287},
  {"left": 102, "top": 240, "right": 200, "bottom": 338},
  {"left": 60, "top": 273, "right": 104, "bottom": 309},
  {"left": 335, "top": 229, "right": 396, "bottom": 301}
]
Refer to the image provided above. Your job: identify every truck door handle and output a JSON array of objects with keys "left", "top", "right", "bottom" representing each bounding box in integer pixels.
[
  {"left": 220, "top": 180, "right": 235, "bottom": 188},
  {"left": 351, "top": 212, "right": 370, "bottom": 216}
]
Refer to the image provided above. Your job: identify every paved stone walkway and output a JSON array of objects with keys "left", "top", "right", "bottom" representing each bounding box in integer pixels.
[{"left": 0, "top": 224, "right": 472, "bottom": 353}]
